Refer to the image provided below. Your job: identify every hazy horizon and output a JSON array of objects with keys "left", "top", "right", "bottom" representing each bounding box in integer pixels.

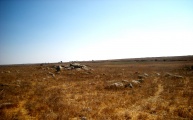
[{"left": 1, "top": 0, "right": 193, "bottom": 65}]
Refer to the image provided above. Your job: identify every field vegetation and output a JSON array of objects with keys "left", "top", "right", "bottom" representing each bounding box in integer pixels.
[{"left": 0, "top": 57, "right": 193, "bottom": 119}]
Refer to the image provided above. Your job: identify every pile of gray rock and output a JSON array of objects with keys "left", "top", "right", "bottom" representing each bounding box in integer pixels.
[
  {"left": 105, "top": 79, "right": 144, "bottom": 89},
  {"left": 55, "top": 63, "right": 90, "bottom": 72}
]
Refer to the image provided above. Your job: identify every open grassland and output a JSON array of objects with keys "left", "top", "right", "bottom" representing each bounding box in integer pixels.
[{"left": 0, "top": 59, "right": 193, "bottom": 119}]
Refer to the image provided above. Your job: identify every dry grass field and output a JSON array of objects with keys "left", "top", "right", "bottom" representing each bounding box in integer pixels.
[{"left": 0, "top": 56, "right": 193, "bottom": 120}]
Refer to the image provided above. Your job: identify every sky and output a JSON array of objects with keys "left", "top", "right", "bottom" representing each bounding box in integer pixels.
[{"left": 0, "top": 0, "right": 193, "bottom": 64}]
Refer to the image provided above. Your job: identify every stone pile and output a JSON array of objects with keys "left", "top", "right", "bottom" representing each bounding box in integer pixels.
[
  {"left": 105, "top": 79, "right": 144, "bottom": 89},
  {"left": 55, "top": 63, "right": 90, "bottom": 72}
]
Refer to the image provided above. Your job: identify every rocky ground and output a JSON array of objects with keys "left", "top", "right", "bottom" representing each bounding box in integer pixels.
[{"left": 0, "top": 60, "right": 193, "bottom": 120}]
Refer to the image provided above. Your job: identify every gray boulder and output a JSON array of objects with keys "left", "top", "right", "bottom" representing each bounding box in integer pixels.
[
  {"left": 132, "top": 80, "right": 141, "bottom": 84},
  {"left": 56, "top": 66, "right": 63, "bottom": 72},
  {"left": 125, "top": 83, "right": 133, "bottom": 88},
  {"left": 106, "top": 82, "right": 124, "bottom": 89},
  {"left": 70, "top": 63, "right": 83, "bottom": 68}
]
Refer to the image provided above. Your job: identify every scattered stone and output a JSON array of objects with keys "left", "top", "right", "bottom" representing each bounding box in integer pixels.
[
  {"left": 82, "top": 66, "right": 89, "bottom": 71},
  {"left": 64, "top": 63, "right": 91, "bottom": 71},
  {"left": 164, "top": 72, "right": 173, "bottom": 77},
  {"left": 155, "top": 72, "right": 160, "bottom": 76},
  {"left": 80, "top": 116, "right": 87, "bottom": 120},
  {"left": 132, "top": 80, "right": 141, "bottom": 84},
  {"left": 125, "top": 83, "right": 133, "bottom": 88},
  {"left": 138, "top": 73, "right": 149, "bottom": 79},
  {"left": 76, "top": 68, "right": 82, "bottom": 71},
  {"left": 56, "top": 65, "right": 63, "bottom": 72},
  {"left": 138, "top": 75, "right": 145, "bottom": 79},
  {"left": 122, "top": 80, "right": 130, "bottom": 83},
  {"left": 48, "top": 72, "right": 55, "bottom": 78},
  {"left": 137, "top": 79, "right": 144, "bottom": 83},
  {"left": 144, "top": 73, "right": 149, "bottom": 77},
  {"left": 164, "top": 73, "right": 184, "bottom": 79},
  {"left": 105, "top": 78, "right": 145, "bottom": 89},
  {"left": 106, "top": 82, "right": 124, "bottom": 89},
  {"left": 173, "top": 75, "right": 184, "bottom": 79},
  {"left": 70, "top": 63, "right": 83, "bottom": 68}
]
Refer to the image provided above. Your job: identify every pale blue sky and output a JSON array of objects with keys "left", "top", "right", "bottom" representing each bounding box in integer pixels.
[{"left": 0, "top": 0, "right": 193, "bottom": 64}]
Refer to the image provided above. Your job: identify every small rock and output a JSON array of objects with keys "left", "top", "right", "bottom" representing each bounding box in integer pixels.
[
  {"left": 144, "top": 73, "right": 149, "bottom": 77},
  {"left": 76, "top": 68, "right": 82, "bottom": 71},
  {"left": 164, "top": 72, "right": 173, "bottom": 77},
  {"left": 125, "top": 83, "right": 133, "bottom": 88},
  {"left": 132, "top": 80, "right": 141, "bottom": 84},
  {"left": 70, "top": 63, "right": 83, "bottom": 68},
  {"left": 106, "top": 82, "right": 124, "bottom": 89},
  {"left": 173, "top": 75, "right": 184, "bottom": 79},
  {"left": 80, "top": 116, "right": 87, "bottom": 120},
  {"left": 155, "top": 72, "right": 160, "bottom": 76},
  {"left": 122, "top": 80, "right": 130, "bottom": 83},
  {"left": 137, "top": 79, "right": 144, "bottom": 83},
  {"left": 82, "top": 66, "right": 89, "bottom": 71},
  {"left": 138, "top": 75, "right": 145, "bottom": 79},
  {"left": 56, "top": 66, "right": 63, "bottom": 72},
  {"left": 164, "top": 73, "right": 183, "bottom": 79}
]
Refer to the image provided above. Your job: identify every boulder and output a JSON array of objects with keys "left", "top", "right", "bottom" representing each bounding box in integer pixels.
[
  {"left": 56, "top": 66, "right": 63, "bottom": 72},
  {"left": 138, "top": 73, "right": 148, "bottom": 79},
  {"left": 125, "top": 83, "right": 133, "bottom": 88},
  {"left": 82, "top": 66, "right": 89, "bottom": 71},
  {"left": 105, "top": 80, "right": 134, "bottom": 89},
  {"left": 155, "top": 72, "right": 161, "bottom": 76},
  {"left": 132, "top": 80, "right": 141, "bottom": 84},
  {"left": 137, "top": 79, "right": 144, "bottom": 83},
  {"left": 76, "top": 68, "right": 82, "bottom": 71},
  {"left": 122, "top": 80, "right": 130, "bottom": 83},
  {"left": 70, "top": 63, "right": 83, "bottom": 68},
  {"left": 138, "top": 75, "right": 145, "bottom": 79},
  {"left": 65, "top": 63, "right": 91, "bottom": 71},
  {"left": 106, "top": 82, "right": 124, "bottom": 89}
]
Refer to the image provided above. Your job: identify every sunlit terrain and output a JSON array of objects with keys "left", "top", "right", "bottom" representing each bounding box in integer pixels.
[{"left": 0, "top": 56, "right": 193, "bottom": 119}]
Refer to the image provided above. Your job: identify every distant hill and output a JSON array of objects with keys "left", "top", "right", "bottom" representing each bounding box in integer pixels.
[{"left": 78, "top": 55, "right": 193, "bottom": 63}]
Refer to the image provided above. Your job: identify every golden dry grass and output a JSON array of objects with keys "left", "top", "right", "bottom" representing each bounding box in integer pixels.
[{"left": 0, "top": 60, "right": 193, "bottom": 120}]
